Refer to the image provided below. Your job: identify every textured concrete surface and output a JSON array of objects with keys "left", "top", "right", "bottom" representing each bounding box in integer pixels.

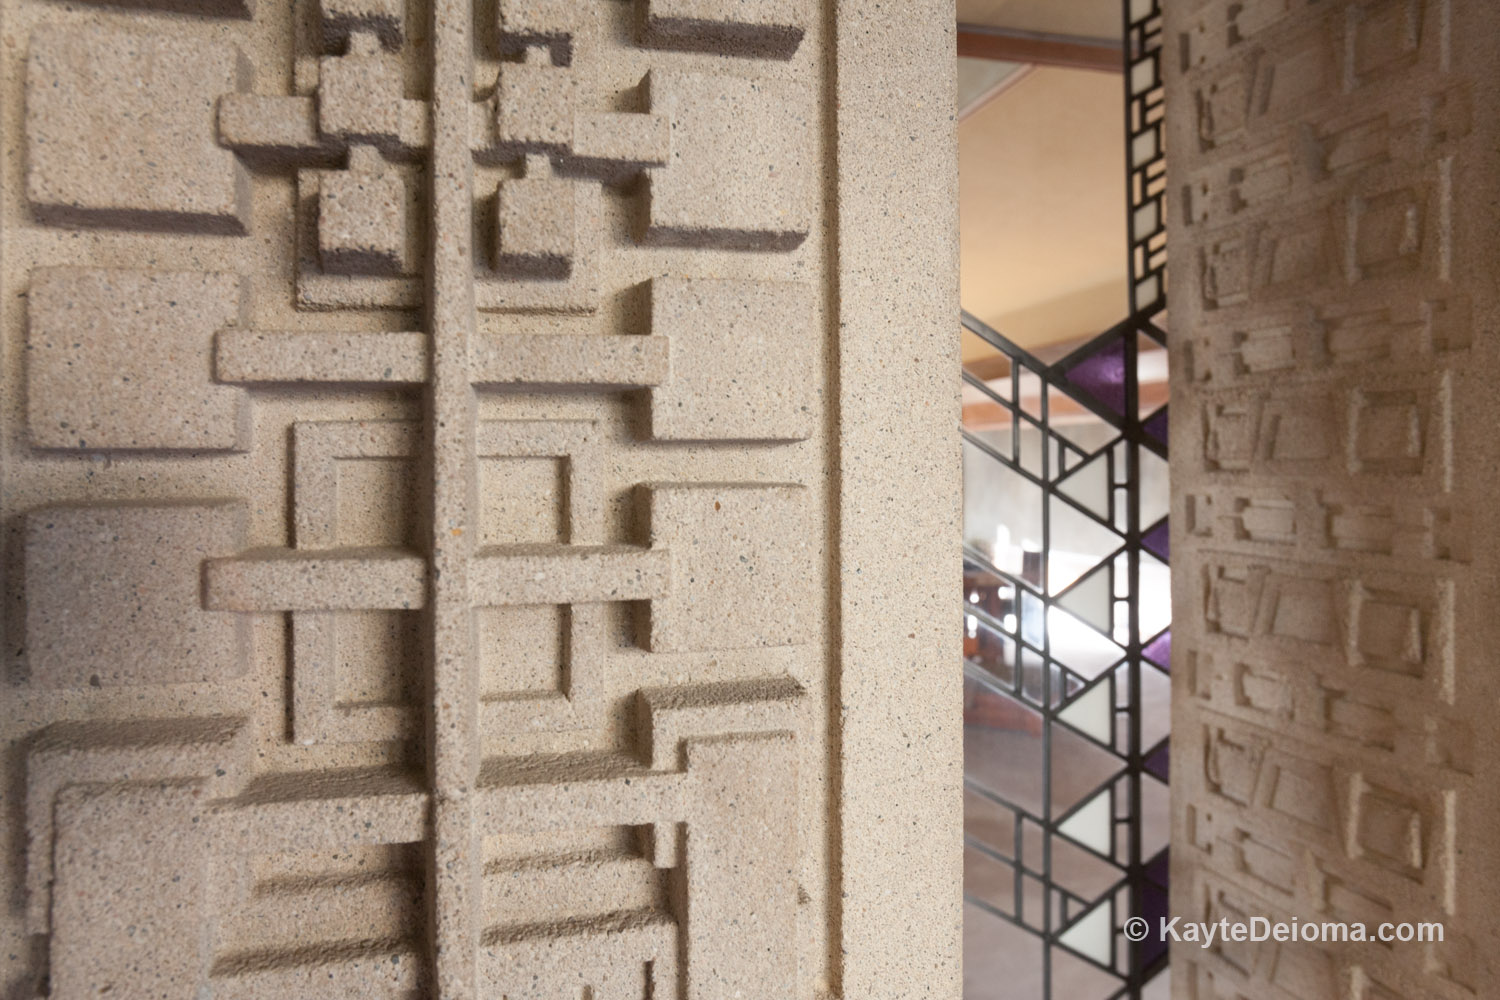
[
  {"left": 1167, "top": 0, "right": 1500, "bottom": 997},
  {"left": 1, "top": 1, "right": 958, "bottom": 999}
]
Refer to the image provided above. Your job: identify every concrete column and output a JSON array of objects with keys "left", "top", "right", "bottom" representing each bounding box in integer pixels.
[
  {"left": 1167, "top": 0, "right": 1500, "bottom": 995},
  {"left": 0, "top": 1, "right": 960, "bottom": 997}
]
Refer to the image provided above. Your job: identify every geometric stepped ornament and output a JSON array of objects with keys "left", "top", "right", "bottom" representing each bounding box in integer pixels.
[{"left": 4, "top": 0, "right": 960, "bottom": 998}]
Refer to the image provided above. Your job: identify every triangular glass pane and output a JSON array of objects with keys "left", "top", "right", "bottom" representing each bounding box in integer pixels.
[
  {"left": 1051, "top": 834, "right": 1126, "bottom": 909},
  {"left": 1140, "top": 446, "right": 1170, "bottom": 527},
  {"left": 1058, "top": 900, "right": 1114, "bottom": 967},
  {"left": 1056, "top": 451, "right": 1111, "bottom": 520},
  {"left": 1050, "top": 411, "right": 1119, "bottom": 455},
  {"left": 1144, "top": 738, "right": 1169, "bottom": 782},
  {"left": 1046, "top": 607, "right": 1123, "bottom": 682},
  {"left": 1058, "top": 788, "right": 1112, "bottom": 856},
  {"left": 1144, "top": 404, "right": 1169, "bottom": 446},
  {"left": 1142, "top": 516, "right": 1170, "bottom": 561},
  {"left": 1048, "top": 721, "right": 1126, "bottom": 819},
  {"left": 963, "top": 438, "right": 1042, "bottom": 563},
  {"left": 1140, "top": 661, "right": 1171, "bottom": 752},
  {"left": 1140, "top": 551, "right": 1171, "bottom": 639},
  {"left": 1056, "top": 564, "right": 1113, "bottom": 635},
  {"left": 1058, "top": 679, "right": 1112, "bottom": 745},
  {"left": 1141, "top": 772, "right": 1170, "bottom": 859},
  {"left": 1139, "top": 858, "right": 1172, "bottom": 972},
  {"left": 1048, "top": 498, "right": 1122, "bottom": 596},
  {"left": 1142, "top": 628, "right": 1171, "bottom": 670},
  {"left": 1062, "top": 336, "right": 1128, "bottom": 417},
  {"left": 1136, "top": 329, "right": 1169, "bottom": 422}
]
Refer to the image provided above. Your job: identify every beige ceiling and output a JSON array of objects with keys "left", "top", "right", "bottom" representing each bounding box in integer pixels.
[
  {"left": 959, "top": 65, "right": 1127, "bottom": 357},
  {"left": 958, "top": 0, "right": 1122, "bottom": 39},
  {"left": 958, "top": 58, "right": 1026, "bottom": 117}
]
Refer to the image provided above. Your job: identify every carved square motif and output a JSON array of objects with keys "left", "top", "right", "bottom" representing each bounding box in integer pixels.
[
  {"left": 476, "top": 420, "right": 600, "bottom": 545},
  {"left": 336, "top": 609, "right": 424, "bottom": 708},
  {"left": 28, "top": 268, "right": 250, "bottom": 452},
  {"left": 644, "top": 71, "right": 810, "bottom": 251},
  {"left": 318, "top": 52, "right": 404, "bottom": 142},
  {"left": 25, "top": 27, "right": 250, "bottom": 232},
  {"left": 647, "top": 483, "right": 813, "bottom": 652},
  {"left": 319, "top": 150, "right": 410, "bottom": 276},
  {"left": 477, "top": 604, "right": 566, "bottom": 700},
  {"left": 294, "top": 421, "right": 420, "bottom": 549},
  {"left": 648, "top": 277, "right": 815, "bottom": 442},
  {"left": 496, "top": 174, "right": 576, "bottom": 278},
  {"left": 1350, "top": 0, "right": 1423, "bottom": 81},
  {"left": 1352, "top": 186, "right": 1425, "bottom": 278},
  {"left": 481, "top": 457, "right": 567, "bottom": 545},
  {"left": 25, "top": 502, "right": 248, "bottom": 688},
  {"left": 1354, "top": 783, "right": 1426, "bottom": 875},
  {"left": 1353, "top": 389, "right": 1427, "bottom": 476}
]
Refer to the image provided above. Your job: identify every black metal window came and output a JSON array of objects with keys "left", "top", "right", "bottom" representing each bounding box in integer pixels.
[{"left": 961, "top": 0, "right": 1169, "bottom": 996}]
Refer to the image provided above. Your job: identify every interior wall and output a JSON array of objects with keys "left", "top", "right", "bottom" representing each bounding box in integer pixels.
[{"left": 1167, "top": 0, "right": 1500, "bottom": 995}]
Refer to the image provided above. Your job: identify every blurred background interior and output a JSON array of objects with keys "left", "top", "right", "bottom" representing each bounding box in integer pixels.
[{"left": 959, "top": 2, "right": 1170, "bottom": 997}]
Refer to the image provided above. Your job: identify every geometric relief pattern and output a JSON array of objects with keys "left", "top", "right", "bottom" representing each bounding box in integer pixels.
[
  {"left": 1168, "top": 0, "right": 1483, "bottom": 997},
  {"left": 3, "top": 0, "right": 830, "bottom": 997},
  {"left": 960, "top": 1, "right": 1169, "bottom": 995}
]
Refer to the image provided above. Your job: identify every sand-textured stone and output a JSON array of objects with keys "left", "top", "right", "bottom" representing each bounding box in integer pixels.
[
  {"left": 647, "top": 483, "right": 814, "bottom": 651},
  {"left": 28, "top": 267, "right": 251, "bottom": 451},
  {"left": 50, "top": 782, "right": 214, "bottom": 999},
  {"left": 26, "top": 26, "right": 250, "bottom": 232},
  {"left": 25, "top": 502, "right": 249, "bottom": 687},
  {"left": 649, "top": 276, "right": 815, "bottom": 441},
  {"left": 645, "top": 70, "right": 810, "bottom": 250},
  {"left": 497, "top": 172, "right": 576, "bottom": 277},
  {"left": 1, "top": 0, "right": 959, "bottom": 996},
  {"left": 318, "top": 50, "right": 404, "bottom": 143},
  {"left": 320, "top": 0, "right": 404, "bottom": 51},
  {"left": 1168, "top": 0, "right": 1500, "bottom": 996},
  {"left": 642, "top": 0, "right": 808, "bottom": 59},
  {"left": 319, "top": 147, "right": 409, "bottom": 275}
]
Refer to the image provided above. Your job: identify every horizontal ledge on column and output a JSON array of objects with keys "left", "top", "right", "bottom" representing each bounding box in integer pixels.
[
  {"left": 471, "top": 544, "right": 670, "bottom": 605},
  {"left": 218, "top": 95, "right": 332, "bottom": 157},
  {"left": 217, "top": 94, "right": 430, "bottom": 158},
  {"left": 214, "top": 766, "right": 429, "bottom": 852},
  {"left": 216, "top": 330, "right": 428, "bottom": 383},
  {"left": 215, "top": 331, "right": 669, "bottom": 387},
  {"left": 204, "top": 547, "right": 427, "bottom": 611},
  {"left": 472, "top": 334, "right": 671, "bottom": 388}
]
